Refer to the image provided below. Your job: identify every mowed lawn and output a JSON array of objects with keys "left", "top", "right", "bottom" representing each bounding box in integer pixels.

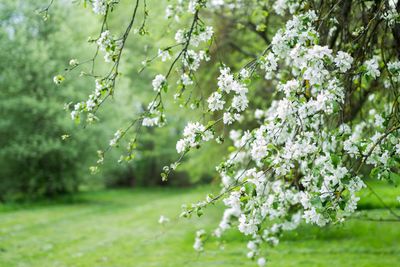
[{"left": 0, "top": 182, "right": 399, "bottom": 267}]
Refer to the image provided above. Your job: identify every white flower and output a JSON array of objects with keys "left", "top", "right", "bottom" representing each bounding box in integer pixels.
[
  {"left": 175, "top": 29, "right": 186, "bottom": 43},
  {"left": 232, "top": 94, "right": 249, "bottom": 112},
  {"left": 176, "top": 122, "right": 213, "bottom": 153},
  {"left": 180, "top": 73, "right": 193, "bottom": 86},
  {"left": 217, "top": 67, "right": 234, "bottom": 93},
  {"left": 165, "top": 5, "right": 174, "bottom": 19},
  {"left": 142, "top": 102, "right": 165, "bottom": 128},
  {"left": 345, "top": 195, "right": 360, "bottom": 213},
  {"left": 251, "top": 142, "right": 267, "bottom": 162},
  {"left": 158, "top": 49, "right": 171, "bottom": 62},
  {"left": 334, "top": 51, "right": 353, "bottom": 72},
  {"left": 261, "top": 52, "right": 278, "bottom": 80},
  {"left": 210, "top": 0, "right": 225, "bottom": 8},
  {"left": 142, "top": 116, "right": 159, "bottom": 127},
  {"left": 388, "top": 61, "right": 400, "bottom": 82},
  {"left": 92, "top": 0, "right": 119, "bottom": 15},
  {"left": 240, "top": 68, "right": 250, "bottom": 79},
  {"left": 238, "top": 215, "right": 258, "bottom": 235},
  {"left": 374, "top": 114, "right": 385, "bottom": 128},
  {"left": 176, "top": 139, "right": 187, "bottom": 153},
  {"left": 158, "top": 215, "right": 170, "bottom": 224},
  {"left": 109, "top": 130, "right": 122, "bottom": 147},
  {"left": 254, "top": 109, "right": 265, "bottom": 119},
  {"left": 382, "top": 3, "right": 400, "bottom": 26},
  {"left": 152, "top": 74, "right": 166, "bottom": 92},
  {"left": 307, "top": 45, "right": 332, "bottom": 60},
  {"left": 207, "top": 92, "right": 225, "bottom": 111},
  {"left": 188, "top": 0, "right": 198, "bottom": 14},
  {"left": 223, "top": 112, "right": 235, "bottom": 125},
  {"left": 364, "top": 57, "right": 380, "bottom": 79},
  {"left": 53, "top": 75, "right": 64, "bottom": 85},
  {"left": 71, "top": 110, "right": 79, "bottom": 120},
  {"left": 92, "top": 0, "right": 106, "bottom": 15},
  {"left": 278, "top": 79, "right": 300, "bottom": 97},
  {"left": 396, "top": 143, "right": 400, "bottom": 155},
  {"left": 193, "top": 238, "right": 203, "bottom": 251},
  {"left": 69, "top": 59, "right": 79, "bottom": 66},
  {"left": 303, "top": 207, "right": 327, "bottom": 226},
  {"left": 183, "top": 50, "right": 209, "bottom": 71},
  {"left": 193, "top": 229, "right": 206, "bottom": 251},
  {"left": 191, "top": 26, "right": 214, "bottom": 46},
  {"left": 271, "top": 31, "right": 288, "bottom": 57},
  {"left": 257, "top": 257, "right": 267, "bottom": 267},
  {"left": 274, "top": 0, "right": 287, "bottom": 15},
  {"left": 97, "top": 30, "right": 122, "bottom": 62},
  {"left": 86, "top": 98, "right": 96, "bottom": 111}
]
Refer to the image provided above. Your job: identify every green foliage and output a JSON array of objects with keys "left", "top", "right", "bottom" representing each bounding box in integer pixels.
[{"left": 0, "top": 1, "right": 113, "bottom": 199}]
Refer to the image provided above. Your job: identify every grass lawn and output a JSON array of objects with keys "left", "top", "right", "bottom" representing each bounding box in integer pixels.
[{"left": 0, "top": 182, "right": 399, "bottom": 267}]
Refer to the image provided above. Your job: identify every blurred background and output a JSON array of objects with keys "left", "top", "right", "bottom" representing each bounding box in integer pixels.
[
  {"left": 0, "top": 0, "right": 230, "bottom": 201},
  {"left": 0, "top": 1, "right": 399, "bottom": 267}
]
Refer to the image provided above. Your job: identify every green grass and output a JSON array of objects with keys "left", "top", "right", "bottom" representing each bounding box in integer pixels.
[{"left": 0, "top": 182, "right": 399, "bottom": 267}]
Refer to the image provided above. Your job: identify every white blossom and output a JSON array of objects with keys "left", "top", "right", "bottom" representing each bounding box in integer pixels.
[
  {"left": 257, "top": 257, "right": 266, "bottom": 267},
  {"left": 97, "top": 30, "right": 122, "bottom": 62},
  {"left": 158, "top": 215, "right": 170, "bottom": 224},
  {"left": 207, "top": 92, "right": 225, "bottom": 111},
  {"left": 158, "top": 49, "right": 171, "bottom": 62},
  {"left": 364, "top": 57, "right": 380, "bottom": 79},
  {"left": 223, "top": 112, "right": 235, "bottom": 125},
  {"left": 92, "top": 0, "right": 107, "bottom": 15},
  {"left": 261, "top": 52, "right": 278, "bottom": 80},
  {"left": 193, "top": 229, "right": 206, "bottom": 251},
  {"left": 109, "top": 129, "right": 122, "bottom": 147},
  {"left": 334, "top": 51, "right": 353, "bottom": 72},
  {"left": 152, "top": 74, "right": 166, "bottom": 92},
  {"left": 180, "top": 73, "right": 193, "bottom": 86}
]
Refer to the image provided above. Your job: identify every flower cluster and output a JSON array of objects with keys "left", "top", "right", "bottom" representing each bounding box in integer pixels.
[
  {"left": 152, "top": 74, "right": 167, "bottom": 92},
  {"left": 97, "top": 30, "right": 122, "bottom": 63},
  {"left": 382, "top": 0, "right": 400, "bottom": 26},
  {"left": 364, "top": 56, "right": 380, "bottom": 79},
  {"left": 144, "top": 1, "right": 213, "bottom": 129},
  {"left": 343, "top": 106, "right": 400, "bottom": 180},
  {"left": 157, "top": 49, "right": 171, "bottom": 62},
  {"left": 70, "top": 78, "right": 113, "bottom": 122},
  {"left": 176, "top": 122, "right": 213, "bottom": 153},
  {"left": 213, "top": 67, "right": 249, "bottom": 125},
  {"left": 142, "top": 101, "right": 166, "bottom": 127},
  {"left": 92, "top": 0, "right": 120, "bottom": 15},
  {"left": 207, "top": 92, "right": 225, "bottom": 111},
  {"left": 273, "top": 0, "right": 303, "bottom": 15},
  {"left": 178, "top": 6, "right": 399, "bottom": 264},
  {"left": 260, "top": 52, "right": 278, "bottom": 80},
  {"left": 109, "top": 129, "right": 122, "bottom": 147},
  {"left": 334, "top": 51, "right": 353, "bottom": 72},
  {"left": 193, "top": 229, "right": 206, "bottom": 251},
  {"left": 388, "top": 60, "right": 400, "bottom": 82}
]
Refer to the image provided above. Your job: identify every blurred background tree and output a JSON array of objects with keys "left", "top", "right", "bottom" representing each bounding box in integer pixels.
[
  {"left": 0, "top": 0, "right": 104, "bottom": 200},
  {"left": 0, "top": 0, "right": 230, "bottom": 201}
]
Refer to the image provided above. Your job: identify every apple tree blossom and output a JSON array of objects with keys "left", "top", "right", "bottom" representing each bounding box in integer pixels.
[{"left": 50, "top": 0, "right": 400, "bottom": 265}]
